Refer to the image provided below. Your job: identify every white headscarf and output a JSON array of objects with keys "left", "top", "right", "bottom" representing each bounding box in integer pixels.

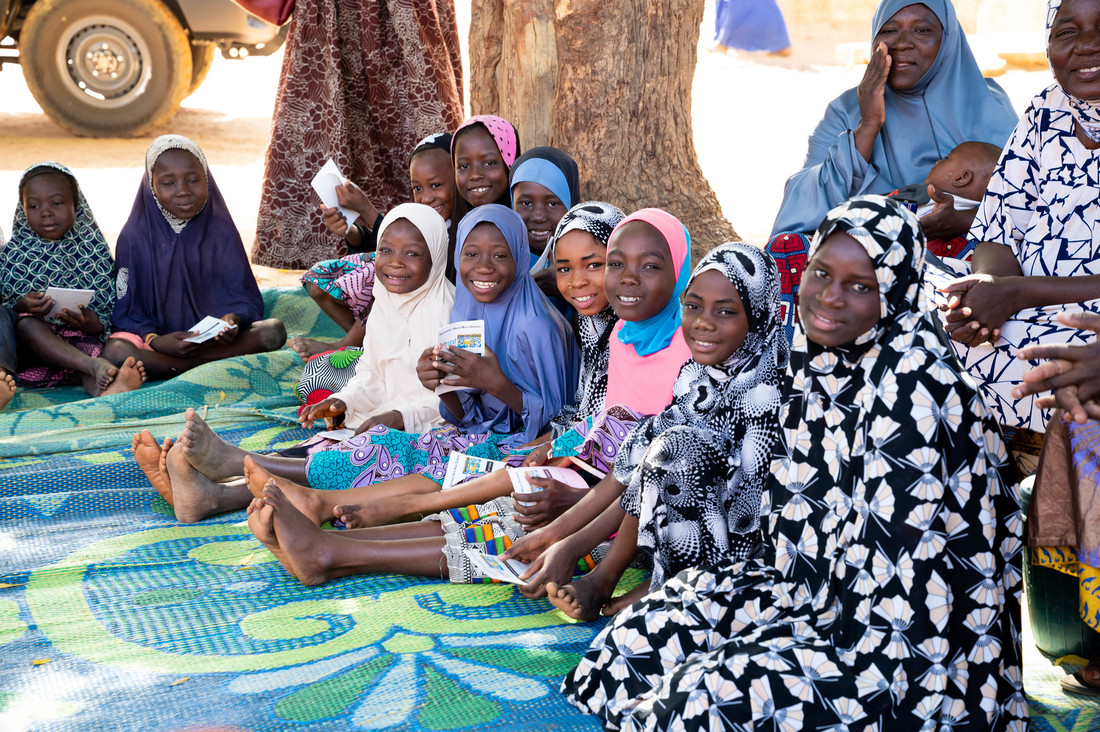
[{"left": 334, "top": 203, "right": 456, "bottom": 430}]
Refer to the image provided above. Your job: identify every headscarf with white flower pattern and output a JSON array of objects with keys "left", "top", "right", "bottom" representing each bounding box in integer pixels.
[{"left": 562, "top": 195, "right": 1027, "bottom": 731}]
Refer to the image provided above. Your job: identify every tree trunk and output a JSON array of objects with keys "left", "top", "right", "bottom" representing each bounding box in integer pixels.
[{"left": 469, "top": 0, "right": 737, "bottom": 259}]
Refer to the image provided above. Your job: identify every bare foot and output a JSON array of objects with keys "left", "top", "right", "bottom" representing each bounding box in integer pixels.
[
  {"left": 84, "top": 357, "right": 118, "bottom": 395},
  {"left": 101, "top": 357, "right": 146, "bottom": 396},
  {"left": 0, "top": 372, "right": 15, "bottom": 411},
  {"left": 179, "top": 407, "right": 248, "bottom": 482},
  {"left": 333, "top": 503, "right": 368, "bottom": 528},
  {"left": 243, "top": 455, "right": 327, "bottom": 526},
  {"left": 246, "top": 496, "right": 296, "bottom": 578},
  {"left": 601, "top": 580, "right": 652, "bottom": 616},
  {"left": 133, "top": 430, "right": 174, "bottom": 503},
  {"left": 287, "top": 337, "right": 339, "bottom": 362},
  {"left": 263, "top": 482, "right": 340, "bottom": 586},
  {"left": 165, "top": 441, "right": 251, "bottom": 523},
  {"left": 546, "top": 577, "right": 610, "bottom": 622}
]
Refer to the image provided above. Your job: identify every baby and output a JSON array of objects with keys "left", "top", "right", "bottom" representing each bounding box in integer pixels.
[{"left": 891, "top": 140, "right": 1002, "bottom": 259}]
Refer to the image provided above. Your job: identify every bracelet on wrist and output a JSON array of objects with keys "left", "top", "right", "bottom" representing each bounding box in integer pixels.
[{"left": 144, "top": 333, "right": 158, "bottom": 345}]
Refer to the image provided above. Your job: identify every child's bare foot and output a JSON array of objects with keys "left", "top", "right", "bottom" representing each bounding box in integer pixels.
[
  {"left": 179, "top": 408, "right": 247, "bottom": 482},
  {"left": 0, "top": 372, "right": 15, "bottom": 411},
  {"left": 601, "top": 580, "right": 651, "bottom": 616},
  {"left": 333, "top": 503, "right": 371, "bottom": 528},
  {"left": 243, "top": 456, "right": 327, "bottom": 526},
  {"left": 101, "top": 357, "right": 145, "bottom": 396},
  {"left": 546, "top": 577, "right": 610, "bottom": 622},
  {"left": 287, "top": 337, "right": 337, "bottom": 361},
  {"left": 263, "top": 482, "right": 340, "bottom": 586},
  {"left": 84, "top": 358, "right": 118, "bottom": 395},
  {"left": 166, "top": 441, "right": 251, "bottom": 523},
  {"left": 246, "top": 496, "right": 294, "bottom": 577},
  {"left": 133, "top": 430, "right": 174, "bottom": 503}
]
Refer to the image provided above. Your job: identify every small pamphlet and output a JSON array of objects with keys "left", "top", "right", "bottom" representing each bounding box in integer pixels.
[
  {"left": 464, "top": 549, "right": 530, "bottom": 586},
  {"left": 508, "top": 466, "right": 589, "bottom": 507},
  {"left": 44, "top": 287, "right": 94, "bottom": 319},
  {"left": 311, "top": 159, "right": 360, "bottom": 227},
  {"left": 435, "top": 319, "right": 486, "bottom": 394},
  {"left": 441, "top": 451, "right": 506, "bottom": 491},
  {"left": 184, "top": 316, "right": 234, "bottom": 344}
]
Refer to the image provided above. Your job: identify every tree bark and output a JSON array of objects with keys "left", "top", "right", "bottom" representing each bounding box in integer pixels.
[{"left": 469, "top": 0, "right": 738, "bottom": 259}]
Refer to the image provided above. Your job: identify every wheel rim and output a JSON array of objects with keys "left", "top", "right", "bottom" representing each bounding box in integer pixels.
[{"left": 55, "top": 16, "right": 153, "bottom": 109}]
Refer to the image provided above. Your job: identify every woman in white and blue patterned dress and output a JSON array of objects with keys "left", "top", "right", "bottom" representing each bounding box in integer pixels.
[{"left": 940, "top": 0, "right": 1100, "bottom": 433}]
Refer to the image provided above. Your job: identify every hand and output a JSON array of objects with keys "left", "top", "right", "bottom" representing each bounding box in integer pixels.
[
  {"left": 335, "top": 181, "right": 379, "bottom": 225},
  {"left": 434, "top": 345, "right": 505, "bottom": 393},
  {"left": 214, "top": 314, "right": 241, "bottom": 344},
  {"left": 512, "top": 476, "right": 588, "bottom": 530},
  {"left": 355, "top": 409, "right": 403, "bottom": 434},
  {"left": 1013, "top": 311, "right": 1100, "bottom": 422},
  {"left": 57, "top": 305, "right": 104, "bottom": 335},
  {"left": 855, "top": 41, "right": 891, "bottom": 156},
  {"left": 300, "top": 397, "right": 347, "bottom": 429},
  {"left": 520, "top": 442, "right": 552, "bottom": 468},
  {"left": 919, "top": 185, "right": 978, "bottom": 242},
  {"left": 149, "top": 331, "right": 201, "bottom": 358},
  {"left": 939, "top": 274, "right": 1018, "bottom": 346},
  {"left": 14, "top": 291, "right": 53, "bottom": 317},
  {"left": 515, "top": 538, "right": 580, "bottom": 599},
  {"left": 416, "top": 346, "right": 445, "bottom": 390},
  {"left": 501, "top": 527, "right": 557, "bottom": 564},
  {"left": 319, "top": 204, "right": 350, "bottom": 238}
]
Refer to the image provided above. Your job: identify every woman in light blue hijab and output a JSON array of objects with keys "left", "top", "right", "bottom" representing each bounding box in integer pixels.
[{"left": 771, "top": 0, "right": 1018, "bottom": 236}]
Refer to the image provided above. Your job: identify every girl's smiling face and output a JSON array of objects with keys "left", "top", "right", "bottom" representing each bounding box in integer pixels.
[
  {"left": 512, "top": 181, "right": 565, "bottom": 254},
  {"left": 554, "top": 229, "right": 609, "bottom": 316},
  {"left": 459, "top": 222, "right": 516, "bottom": 303},
  {"left": 453, "top": 126, "right": 509, "bottom": 207},
  {"left": 152, "top": 149, "right": 208, "bottom": 221},
  {"left": 410, "top": 149, "right": 456, "bottom": 222},
  {"left": 799, "top": 232, "right": 881, "bottom": 347},
  {"left": 22, "top": 173, "right": 76, "bottom": 241},
  {"left": 1049, "top": 0, "right": 1100, "bottom": 102},
  {"left": 681, "top": 269, "right": 749, "bottom": 366},
  {"left": 604, "top": 221, "right": 677, "bottom": 322},
  {"left": 375, "top": 219, "right": 432, "bottom": 295}
]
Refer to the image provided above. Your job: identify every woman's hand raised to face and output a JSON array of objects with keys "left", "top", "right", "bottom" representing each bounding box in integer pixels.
[{"left": 855, "top": 42, "right": 892, "bottom": 161}]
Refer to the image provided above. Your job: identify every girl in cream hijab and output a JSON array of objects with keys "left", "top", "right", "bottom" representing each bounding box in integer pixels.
[{"left": 302, "top": 202, "right": 455, "bottom": 432}]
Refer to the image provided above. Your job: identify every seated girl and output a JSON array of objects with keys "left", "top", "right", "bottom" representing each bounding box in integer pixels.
[
  {"left": 137, "top": 203, "right": 454, "bottom": 522},
  {"left": 250, "top": 205, "right": 694, "bottom": 534},
  {"left": 102, "top": 136, "right": 286, "bottom": 378},
  {"left": 1, "top": 163, "right": 144, "bottom": 397},
  {"left": 562, "top": 196, "right": 1025, "bottom": 730},
  {"left": 162, "top": 205, "right": 577, "bottom": 521},
  {"left": 539, "top": 242, "right": 788, "bottom": 621},
  {"left": 509, "top": 147, "right": 579, "bottom": 269},
  {"left": 290, "top": 132, "right": 457, "bottom": 361},
  {"left": 451, "top": 115, "right": 520, "bottom": 210},
  {"left": 938, "top": 0, "right": 1100, "bottom": 443}
]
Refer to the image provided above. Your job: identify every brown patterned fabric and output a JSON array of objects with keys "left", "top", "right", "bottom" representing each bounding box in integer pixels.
[{"left": 251, "top": 0, "right": 464, "bottom": 268}]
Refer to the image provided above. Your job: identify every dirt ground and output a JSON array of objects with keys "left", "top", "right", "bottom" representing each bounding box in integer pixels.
[{"left": 0, "top": 2, "right": 1050, "bottom": 288}]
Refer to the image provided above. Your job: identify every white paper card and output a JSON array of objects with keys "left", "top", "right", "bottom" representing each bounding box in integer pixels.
[
  {"left": 508, "top": 467, "right": 589, "bottom": 506},
  {"left": 441, "top": 451, "right": 507, "bottom": 491},
  {"left": 316, "top": 428, "right": 356, "bottom": 442},
  {"left": 184, "top": 316, "right": 234, "bottom": 344},
  {"left": 310, "top": 159, "right": 360, "bottom": 227},
  {"left": 435, "top": 320, "right": 486, "bottom": 394},
  {"left": 44, "top": 287, "right": 94, "bottom": 319},
  {"left": 464, "top": 550, "right": 530, "bottom": 586}
]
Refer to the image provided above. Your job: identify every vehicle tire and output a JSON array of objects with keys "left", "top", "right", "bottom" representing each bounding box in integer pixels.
[
  {"left": 188, "top": 41, "right": 215, "bottom": 97},
  {"left": 20, "top": 0, "right": 192, "bottom": 137}
]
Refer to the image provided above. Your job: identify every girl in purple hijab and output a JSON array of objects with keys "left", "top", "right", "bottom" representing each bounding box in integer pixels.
[{"left": 103, "top": 136, "right": 286, "bottom": 377}]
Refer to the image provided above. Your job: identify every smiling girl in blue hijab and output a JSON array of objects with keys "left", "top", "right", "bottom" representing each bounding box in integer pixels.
[{"left": 771, "top": 0, "right": 1018, "bottom": 235}]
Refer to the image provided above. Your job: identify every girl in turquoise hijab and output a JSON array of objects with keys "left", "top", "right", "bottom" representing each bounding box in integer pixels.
[{"left": 771, "top": 0, "right": 1018, "bottom": 236}]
